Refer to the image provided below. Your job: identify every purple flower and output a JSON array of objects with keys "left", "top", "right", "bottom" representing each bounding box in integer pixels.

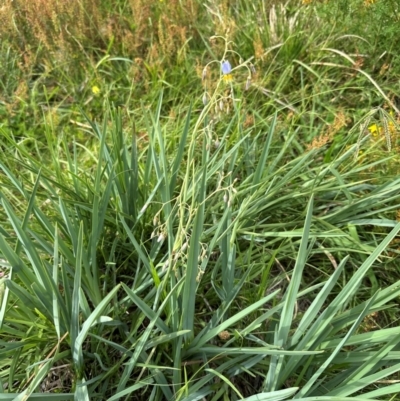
[{"left": 221, "top": 60, "right": 232, "bottom": 75}]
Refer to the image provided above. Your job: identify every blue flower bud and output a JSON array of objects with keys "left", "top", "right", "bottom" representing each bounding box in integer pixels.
[{"left": 221, "top": 60, "right": 232, "bottom": 75}]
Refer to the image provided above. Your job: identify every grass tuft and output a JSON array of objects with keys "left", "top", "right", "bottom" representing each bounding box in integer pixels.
[{"left": 1, "top": 0, "right": 400, "bottom": 399}]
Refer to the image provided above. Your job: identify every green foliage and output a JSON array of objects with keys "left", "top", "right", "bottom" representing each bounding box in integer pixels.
[
  {"left": 1, "top": 0, "right": 400, "bottom": 399},
  {"left": 1, "top": 97, "right": 400, "bottom": 398}
]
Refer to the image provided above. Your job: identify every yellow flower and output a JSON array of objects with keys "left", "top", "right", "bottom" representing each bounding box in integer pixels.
[
  {"left": 223, "top": 73, "right": 233, "bottom": 83},
  {"left": 368, "top": 118, "right": 397, "bottom": 149},
  {"left": 368, "top": 123, "right": 380, "bottom": 137},
  {"left": 92, "top": 85, "right": 101, "bottom": 95}
]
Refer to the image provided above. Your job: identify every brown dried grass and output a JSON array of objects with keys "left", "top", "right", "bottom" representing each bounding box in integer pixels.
[{"left": 0, "top": 0, "right": 203, "bottom": 72}]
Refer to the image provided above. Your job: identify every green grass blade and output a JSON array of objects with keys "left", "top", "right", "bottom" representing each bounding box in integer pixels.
[
  {"left": 253, "top": 112, "right": 277, "bottom": 185},
  {"left": 295, "top": 292, "right": 379, "bottom": 398},
  {"left": 116, "top": 279, "right": 183, "bottom": 395},
  {"left": 181, "top": 139, "right": 208, "bottom": 341},
  {"left": 107, "top": 377, "right": 154, "bottom": 401},
  {"left": 265, "top": 195, "right": 314, "bottom": 391},
  {"left": 71, "top": 222, "right": 84, "bottom": 371},
  {"left": 119, "top": 284, "right": 170, "bottom": 334},
  {"left": 1, "top": 194, "right": 52, "bottom": 290},
  {"left": 169, "top": 102, "right": 192, "bottom": 195},
  {"left": 13, "top": 360, "right": 52, "bottom": 401},
  {"left": 290, "top": 256, "right": 348, "bottom": 346},
  {"left": 363, "top": 382, "right": 400, "bottom": 399},
  {"left": 242, "top": 388, "right": 298, "bottom": 401},
  {"left": 0, "top": 394, "right": 73, "bottom": 400},
  {"left": 75, "top": 377, "right": 90, "bottom": 401},
  {"left": 186, "top": 289, "right": 282, "bottom": 354},
  {"left": 205, "top": 368, "right": 243, "bottom": 399},
  {"left": 73, "top": 284, "right": 121, "bottom": 371}
]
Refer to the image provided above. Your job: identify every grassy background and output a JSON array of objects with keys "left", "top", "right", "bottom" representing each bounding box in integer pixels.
[{"left": 1, "top": 0, "right": 400, "bottom": 399}]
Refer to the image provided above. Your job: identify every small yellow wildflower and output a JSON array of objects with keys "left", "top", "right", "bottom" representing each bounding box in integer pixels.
[
  {"left": 92, "top": 85, "right": 101, "bottom": 95},
  {"left": 368, "top": 116, "right": 398, "bottom": 152},
  {"left": 368, "top": 123, "right": 380, "bottom": 138},
  {"left": 368, "top": 120, "right": 397, "bottom": 138},
  {"left": 223, "top": 73, "right": 233, "bottom": 83}
]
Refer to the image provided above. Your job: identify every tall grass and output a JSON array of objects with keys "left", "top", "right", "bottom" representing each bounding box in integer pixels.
[
  {"left": 1, "top": 0, "right": 400, "bottom": 399},
  {"left": 1, "top": 89, "right": 400, "bottom": 398}
]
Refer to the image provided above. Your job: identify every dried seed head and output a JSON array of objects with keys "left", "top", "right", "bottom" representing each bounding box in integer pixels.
[
  {"left": 250, "top": 63, "right": 256, "bottom": 75},
  {"left": 202, "top": 66, "right": 207, "bottom": 81},
  {"left": 202, "top": 92, "right": 208, "bottom": 106},
  {"left": 218, "top": 331, "right": 230, "bottom": 341},
  {"left": 245, "top": 76, "right": 251, "bottom": 91},
  {"left": 162, "top": 259, "right": 169, "bottom": 271},
  {"left": 153, "top": 215, "right": 159, "bottom": 226}
]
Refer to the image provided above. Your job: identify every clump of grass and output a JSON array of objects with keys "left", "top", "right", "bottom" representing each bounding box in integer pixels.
[
  {"left": 1, "top": 0, "right": 400, "bottom": 399},
  {"left": 1, "top": 70, "right": 400, "bottom": 398}
]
